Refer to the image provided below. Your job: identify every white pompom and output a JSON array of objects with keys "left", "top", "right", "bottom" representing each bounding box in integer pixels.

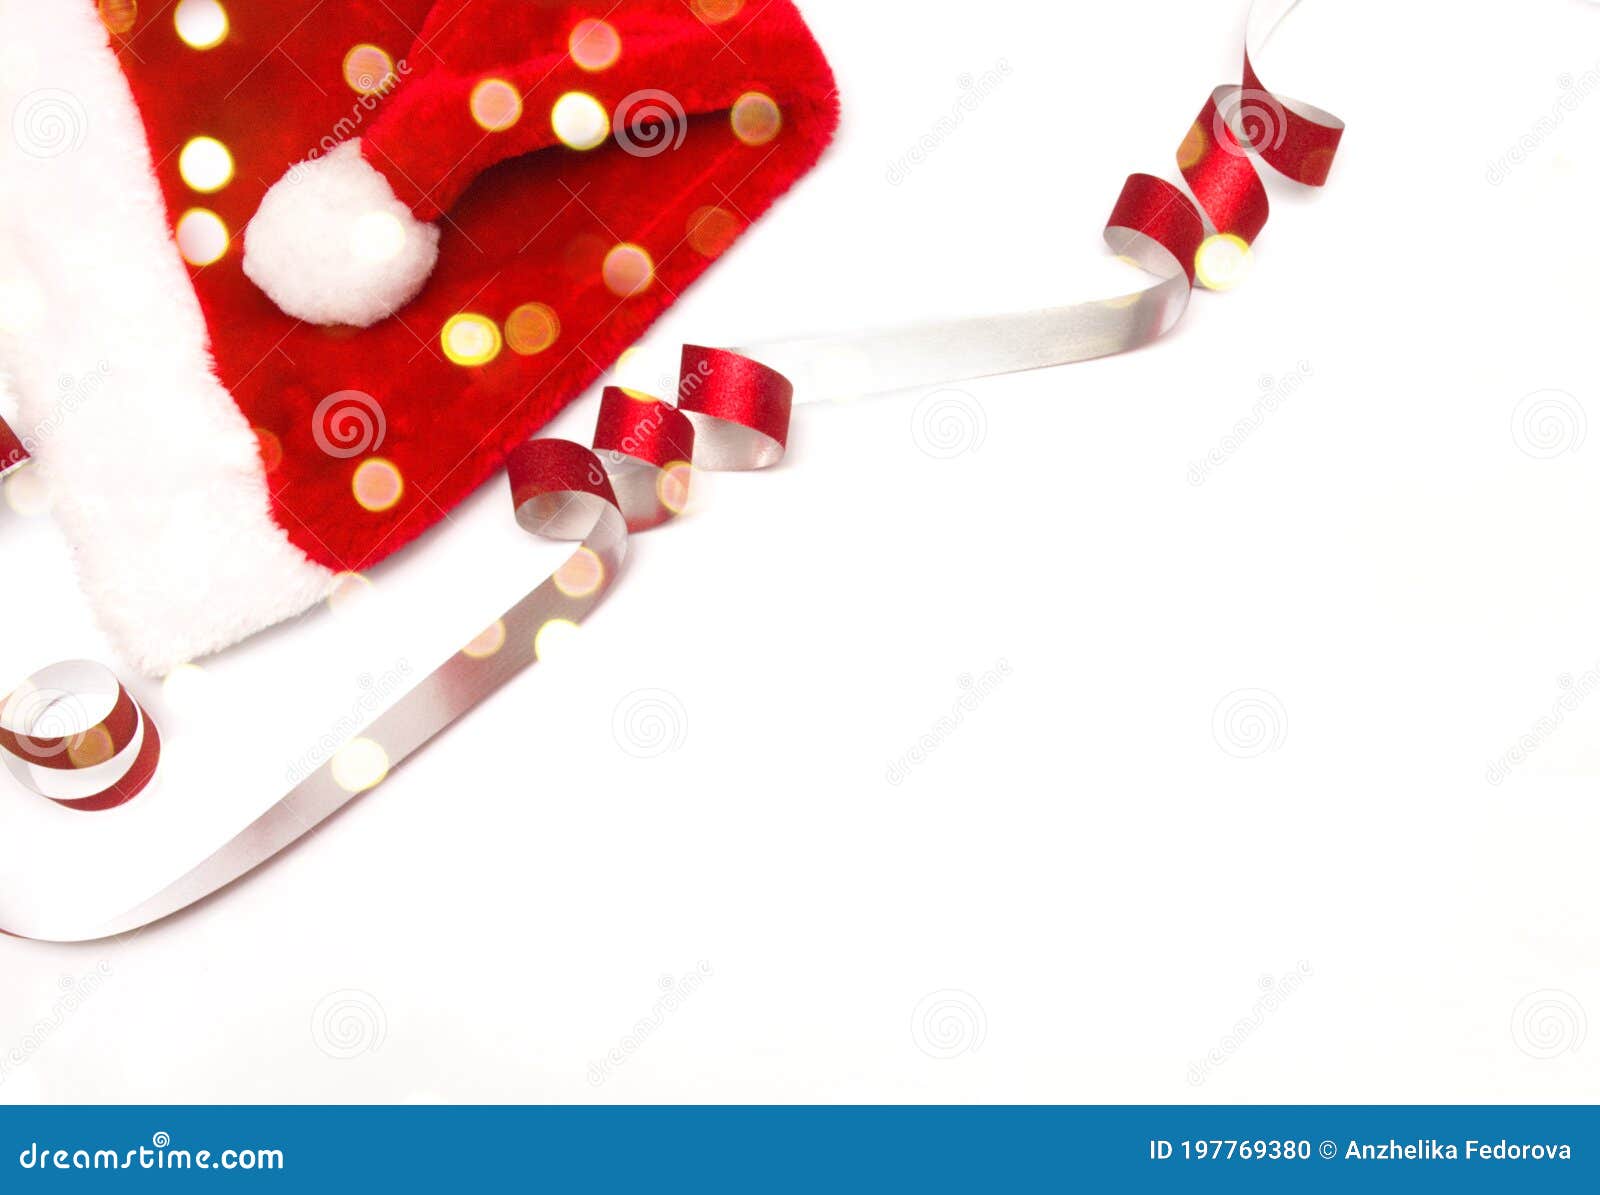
[{"left": 242, "top": 140, "right": 439, "bottom": 327}]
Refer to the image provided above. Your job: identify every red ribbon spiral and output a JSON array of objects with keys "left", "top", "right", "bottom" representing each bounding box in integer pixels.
[{"left": 0, "top": 661, "right": 160, "bottom": 811}]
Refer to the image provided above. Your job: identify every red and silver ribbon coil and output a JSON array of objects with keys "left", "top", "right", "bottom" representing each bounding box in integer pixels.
[
  {"left": 742, "top": 0, "right": 1343, "bottom": 402},
  {"left": 0, "top": 661, "right": 160, "bottom": 811},
  {"left": 1, "top": 348, "right": 791, "bottom": 942},
  {"left": 0, "top": 414, "right": 29, "bottom": 481}
]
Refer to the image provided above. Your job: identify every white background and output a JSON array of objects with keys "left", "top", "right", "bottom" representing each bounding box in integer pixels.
[{"left": 3, "top": 0, "right": 1599, "bottom": 1102}]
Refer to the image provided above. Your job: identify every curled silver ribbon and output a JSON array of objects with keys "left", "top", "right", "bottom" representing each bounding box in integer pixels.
[{"left": 2, "top": 348, "right": 790, "bottom": 943}]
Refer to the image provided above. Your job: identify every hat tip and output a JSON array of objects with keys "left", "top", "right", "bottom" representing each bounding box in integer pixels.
[{"left": 241, "top": 140, "right": 439, "bottom": 328}]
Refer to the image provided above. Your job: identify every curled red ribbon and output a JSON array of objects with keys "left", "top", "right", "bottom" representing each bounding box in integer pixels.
[
  {"left": 1105, "top": 40, "right": 1344, "bottom": 285},
  {"left": 0, "top": 415, "right": 28, "bottom": 481},
  {"left": 0, "top": 661, "right": 160, "bottom": 811},
  {"left": 2, "top": 348, "right": 791, "bottom": 942}
]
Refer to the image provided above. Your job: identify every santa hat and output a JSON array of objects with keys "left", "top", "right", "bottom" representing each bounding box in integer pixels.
[{"left": 0, "top": 0, "right": 837, "bottom": 674}]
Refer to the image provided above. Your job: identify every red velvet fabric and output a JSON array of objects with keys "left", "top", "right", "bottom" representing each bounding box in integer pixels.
[{"left": 106, "top": 0, "right": 838, "bottom": 574}]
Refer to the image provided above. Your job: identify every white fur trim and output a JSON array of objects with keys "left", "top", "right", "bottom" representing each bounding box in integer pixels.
[
  {"left": 243, "top": 141, "right": 440, "bottom": 327},
  {"left": 0, "top": 0, "right": 335, "bottom": 675}
]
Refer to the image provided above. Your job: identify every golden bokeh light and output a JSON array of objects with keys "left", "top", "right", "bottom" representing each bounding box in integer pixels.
[
  {"left": 553, "top": 546, "right": 605, "bottom": 598},
  {"left": 67, "top": 725, "right": 117, "bottom": 770},
  {"left": 602, "top": 243, "right": 654, "bottom": 298},
  {"left": 608, "top": 345, "right": 674, "bottom": 396},
  {"left": 658, "top": 462, "right": 693, "bottom": 515},
  {"left": 327, "top": 570, "right": 373, "bottom": 615},
  {"left": 332, "top": 737, "right": 390, "bottom": 793},
  {"left": 504, "top": 302, "right": 561, "bottom": 355},
  {"left": 569, "top": 19, "right": 621, "bottom": 72},
  {"left": 534, "top": 618, "right": 581, "bottom": 661},
  {"left": 4, "top": 469, "right": 52, "bottom": 517},
  {"left": 342, "top": 43, "right": 395, "bottom": 96},
  {"left": 1194, "top": 232, "right": 1254, "bottom": 291},
  {"left": 99, "top": 0, "right": 138, "bottom": 36},
  {"left": 730, "top": 91, "right": 782, "bottom": 146},
  {"left": 352, "top": 457, "right": 404, "bottom": 512},
  {"left": 173, "top": 0, "right": 228, "bottom": 49},
  {"left": 254, "top": 427, "right": 283, "bottom": 473},
  {"left": 175, "top": 208, "right": 229, "bottom": 265},
  {"left": 691, "top": 0, "right": 744, "bottom": 22},
  {"left": 441, "top": 312, "right": 503, "bottom": 366},
  {"left": 462, "top": 620, "right": 508, "bottom": 660},
  {"left": 162, "top": 662, "right": 212, "bottom": 707},
  {"left": 686, "top": 205, "right": 740, "bottom": 258},
  {"left": 470, "top": 77, "right": 523, "bottom": 132},
  {"left": 178, "top": 135, "right": 234, "bottom": 193},
  {"left": 551, "top": 91, "right": 610, "bottom": 150}
]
